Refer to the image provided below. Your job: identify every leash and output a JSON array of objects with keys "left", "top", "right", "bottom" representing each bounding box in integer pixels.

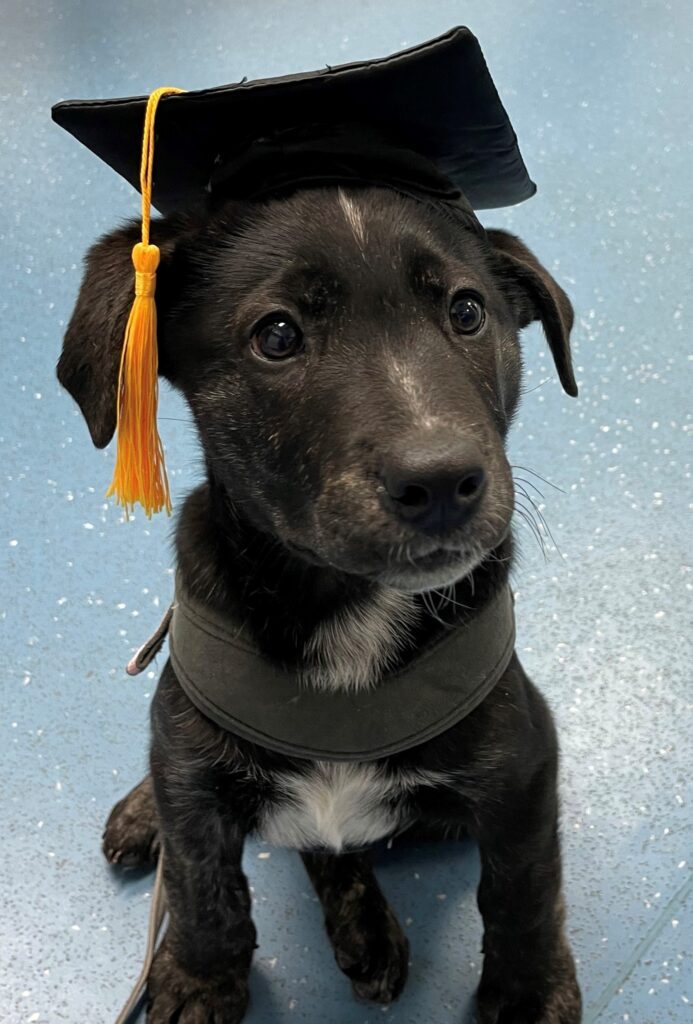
[{"left": 114, "top": 852, "right": 167, "bottom": 1024}]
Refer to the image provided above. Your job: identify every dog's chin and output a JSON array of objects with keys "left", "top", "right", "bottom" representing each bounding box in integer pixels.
[{"left": 375, "top": 549, "right": 484, "bottom": 594}]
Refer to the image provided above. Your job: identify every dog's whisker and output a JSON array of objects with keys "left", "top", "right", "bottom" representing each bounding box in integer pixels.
[
  {"left": 432, "top": 584, "right": 471, "bottom": 615},
  {"left": 513, "top": 474, "right": 546, "bottom": 501},
  {"left": 432, "top": 586, "right": 452, "bottom": 622},
  {"left": 519, "top": 376, "right": 552, "bottom": 395},
  {"left": 514, "top": 484, "right": 564, "bottom": 561},
  {"left": 420, "top": 588, "right": 451, "bottom": 628},
  {"left": 511, "top": 464, "right": 566, "bottom": 494},
  {"left": 514, "top": 501, "right": 548, "bottom": 561}
]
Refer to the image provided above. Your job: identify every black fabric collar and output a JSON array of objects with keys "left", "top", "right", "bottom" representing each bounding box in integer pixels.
[{"left": 166, "top": 580, "right": 515, "bottom": 762}]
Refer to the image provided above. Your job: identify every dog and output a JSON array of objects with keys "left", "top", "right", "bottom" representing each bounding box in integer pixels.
[{"left": 58, "top": 183, "right": 582, "bottom": 1023}]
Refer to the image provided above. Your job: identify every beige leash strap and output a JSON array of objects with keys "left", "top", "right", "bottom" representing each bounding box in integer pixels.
[{"left": 114, "top": 852, "right": 167, "bottom": 1024}]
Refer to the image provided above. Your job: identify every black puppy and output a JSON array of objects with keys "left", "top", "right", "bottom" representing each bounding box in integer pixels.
[{"left": 58, "top": 185, "right": 581, "bottom": 1023}]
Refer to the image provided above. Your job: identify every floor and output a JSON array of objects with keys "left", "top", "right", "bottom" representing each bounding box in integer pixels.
[{"left": 1, "top": 1, "right": 691, "bottom": 1022}]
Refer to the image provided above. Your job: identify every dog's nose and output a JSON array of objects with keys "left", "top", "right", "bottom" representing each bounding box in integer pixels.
[{"left": 381, "top": 443, "right": 487, "bottom": 533}]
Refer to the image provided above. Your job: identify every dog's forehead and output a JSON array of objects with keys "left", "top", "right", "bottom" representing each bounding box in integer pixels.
[{"left": 241, "top": 188, "right": 492, "bottom": 299}]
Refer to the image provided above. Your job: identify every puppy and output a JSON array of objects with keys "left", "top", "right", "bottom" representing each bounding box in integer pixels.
[{"left": 58, "top": 185, "right": 581, "bottom": 1023}]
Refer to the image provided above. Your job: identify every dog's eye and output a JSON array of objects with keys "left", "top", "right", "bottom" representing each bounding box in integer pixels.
[
  {"left": 449, "top": 291, "right": 485, "bottom": 335},
  {"left": 250, "top": 315, "right": 304, "bottom": 361}
]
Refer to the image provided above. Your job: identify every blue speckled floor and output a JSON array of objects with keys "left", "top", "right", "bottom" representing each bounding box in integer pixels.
[{"left": 2, "top": 2, "right": 691, "bottom": 1022}]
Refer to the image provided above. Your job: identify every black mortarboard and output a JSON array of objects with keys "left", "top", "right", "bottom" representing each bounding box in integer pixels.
[{"left": 52, "top": 26, "right": 535, "bottom": 217}]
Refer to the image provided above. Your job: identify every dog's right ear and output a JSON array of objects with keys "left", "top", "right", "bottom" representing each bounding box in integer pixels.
[
  {"left": 486, "top": 229, "right": 578, "bottom": 398},
  {"left": 57, "top": 220, "right": 180, "bottom": 448}
]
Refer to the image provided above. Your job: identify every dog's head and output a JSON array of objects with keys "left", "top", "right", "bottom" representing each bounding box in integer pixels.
[{"left": 58, "top": 187, "right": 575, "bottom": 592}]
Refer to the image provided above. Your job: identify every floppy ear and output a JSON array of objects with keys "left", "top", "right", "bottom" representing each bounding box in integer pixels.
[
  {"left": 487, "top": 229, "right": 578, "bottom": 397},
  {"left": 57, "top": 220, "right": 181, "bottom": 447}
]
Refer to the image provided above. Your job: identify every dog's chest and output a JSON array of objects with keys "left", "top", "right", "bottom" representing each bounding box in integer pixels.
[{"left": 257, "top": 762, "right": 429, "bottom": 853}]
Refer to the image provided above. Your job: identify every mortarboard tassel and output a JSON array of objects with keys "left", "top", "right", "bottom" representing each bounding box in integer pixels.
[{"left": 106, "top": 86, "right": 184, "bottom": 518}]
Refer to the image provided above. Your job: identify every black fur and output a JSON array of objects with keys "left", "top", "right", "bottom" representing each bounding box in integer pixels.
[{"left": 63, "top": 185, "right": 581, "bottom": 1022}]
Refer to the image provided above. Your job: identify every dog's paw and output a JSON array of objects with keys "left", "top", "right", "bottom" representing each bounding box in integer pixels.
[
  {"left": 102, "top": 777, "right": 160, "bottom": 868},
  {"left": 476, "top": 952, "right": 581, "bottom": 1024},
  {"left": 147, "top": 943, "right": 249, "bottom": 1024},
  {"left": 475, "top": 984, "right": 581, "bottom": 1024},
  {"left": 330, "top": 899, "right": 410, "bottom": 1004}
]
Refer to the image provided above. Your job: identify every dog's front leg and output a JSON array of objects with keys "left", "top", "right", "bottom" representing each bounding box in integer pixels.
[
  {"left": 146, "top": 788, "right": 256, "bottom": 1023},
  {"left": 472, "top": 731, "right": 581, "bottom": 1022},
  {"left": 301, "top": 849, "right": 409, "bottom": 1004}
]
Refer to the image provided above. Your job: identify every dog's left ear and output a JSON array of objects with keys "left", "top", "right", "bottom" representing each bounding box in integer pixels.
[
  {"left": 57, "top": 219, "right": 183, "bottom": 448},
  {"left": 487, "top": 229, "right": 578, "bottom": 397}
]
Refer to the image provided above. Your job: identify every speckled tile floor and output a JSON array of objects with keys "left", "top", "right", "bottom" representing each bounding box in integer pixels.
[{"left": 1, "top": 2, "right": 691, "bottom": 1022}]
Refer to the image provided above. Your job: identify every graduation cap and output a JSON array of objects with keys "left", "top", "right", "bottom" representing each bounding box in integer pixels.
[{"left": 52, "top": 26, "right": 536, "bottom": 517}]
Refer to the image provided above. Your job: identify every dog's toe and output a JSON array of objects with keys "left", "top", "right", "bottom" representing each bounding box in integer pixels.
[
  {"left": 476, "top": 971, "right": 582, "bottom": 1024},
  {"left": 351, "top": 949, "right": 409, "bottom": 1004},
  {"left": 147, "top": 942, "right": 249, "bottom": 1024},
  {"left": 103, "top": 832, "right": 160, "bottom": 868},
  {"left": 102, "top": 776, "right": 159, "bottom": 868}
]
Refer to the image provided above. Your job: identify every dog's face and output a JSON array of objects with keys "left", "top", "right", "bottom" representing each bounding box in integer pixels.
[{"left": 58, "top": 187, "right": 576, "bottom": 592}]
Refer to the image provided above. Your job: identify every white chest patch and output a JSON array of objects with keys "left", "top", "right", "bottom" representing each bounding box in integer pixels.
[
  {"left": 302, "top": 587, "right": 418, "bottom": 693},
  {"left": 258, "top": 761, "right": 449, "bottom": 853}
]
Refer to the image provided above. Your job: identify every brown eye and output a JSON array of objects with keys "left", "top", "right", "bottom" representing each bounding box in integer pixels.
[
  {"left": 450, "top": 291, "right": 485, "bottom": 335},
  {"left": 250, "top": 315, "right": 304, "bottom": 361}
]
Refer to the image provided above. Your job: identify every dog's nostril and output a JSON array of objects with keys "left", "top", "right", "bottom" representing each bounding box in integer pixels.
[
  {"left": 456, "top": 468, "right": 486, "bottom": 500},
  {"left": 397, "top": 483, "right": 431, "bottom": 509}
]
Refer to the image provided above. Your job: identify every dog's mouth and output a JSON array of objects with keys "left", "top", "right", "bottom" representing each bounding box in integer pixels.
[
  {"left": 375, "top": 546, "right": 482, "bottom": 593},
  {"left": 405, "top": 546, "right": 462, "bottom": 573},
  {"left": 286, "top": 537, "right": 481, "bottom": 593}
]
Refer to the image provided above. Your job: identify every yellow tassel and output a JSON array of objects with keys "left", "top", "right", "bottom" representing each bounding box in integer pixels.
[
  {"left": 106, "top": 241, "right": 169, "bottom": 517},
  {"left": 106, "top": 86, "right": 184, "bottom": 518}
]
